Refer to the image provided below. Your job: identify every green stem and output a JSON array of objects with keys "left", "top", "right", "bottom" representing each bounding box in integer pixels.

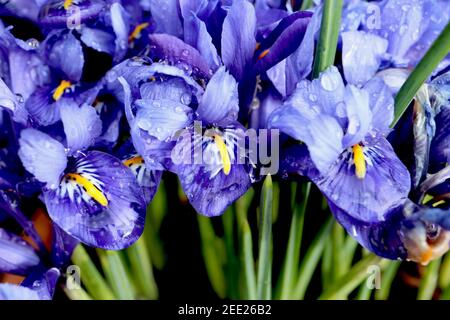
[
  {"left": 319, "top": 255, "right": 388, "bottom": 300},
  {"left": 418, "top": 258, "right": 441, "bottom": 300},
  {"left": 197, "top": 216, "right": 227, "bottom": 298},
  {"left": 300, "top": 0, "right": 314, "bottom": 10},
  {"left": 312, "top": 0, "right": 343, "bottom": 78},
  {"left": 331, "top": 222, "right": 345, "bottom": 281},
  {"left": 236, "top": 194, "right": 257, "bottom": 300},
  {"left": 145, "top": 181, "right": 167, "bottom": 270},
  {"left": 256, "top": 175, "right": 273, "bottom": 300},
  {"left": 63, "top": 287, "right": 92, "bottom": 300},
  {"left": 126, "top": 236, "right": 158, "bottom": 299},
  {"left": 439, "top": 253, "right": 450, "bottom": 290},
  {"left": 222, "top": 208, "right": 239, "bottom": 299},
  {"left": 321, "top": 237, "right": 333, "bottom": 292},
  {"left": 392, "top": 22, "right": 450, "bottom": 127},
  {"left": 71, "top": 245, "right": 115, "bottom": 300},
  {"left": 292, "top": 217, "right": 333, "bottom": 299},
  {"left": 97, "top": 250, "right": 135, "bottom": 300},
  {"left": 375, "top": 261, "right": 400, "bottom": 300},
  {"left": 356, "top": 283, "right": 372, "bottom": 300},
  {"left": 277, "top": 182, "right": 310, "bottom": 299}
]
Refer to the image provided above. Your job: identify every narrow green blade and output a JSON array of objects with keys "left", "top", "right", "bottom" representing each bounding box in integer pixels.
[
  {"left": 256, "top": 175, "right": 273, "bottom": 300},
  {"left": 392, "top": 22, "right": 450, "bottom": 127}
]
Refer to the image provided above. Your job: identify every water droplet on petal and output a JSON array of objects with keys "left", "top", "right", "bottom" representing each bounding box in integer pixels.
[
  {"left": 26, "top": 38, "right": 40, "bottom": 49},
  {"left": 180, "top": 93, "right": 191, "bottom": 105},
  {"left": 399, "top": 24, "right": 408, "bottom": 36},
  {"left": 320, "top": 71, "right": 341, "bottom": 91},
  {"left": 181, "top": 49, "right": 189, "bottom": 57}
]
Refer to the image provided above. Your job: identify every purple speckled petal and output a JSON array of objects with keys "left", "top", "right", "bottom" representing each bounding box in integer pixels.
[
  {"left": 148, "top": 0, "right": 183, "bottom": 37},
  {"left": 44, "top": 151, "right": 146, "bottom": 250},
  {"left": 342, "top": 31, "right": 388, "bottom": 87},
  {"left": 315, "top": 134, "right": 411, "bottom": 223},
  {"left": 197, "top": 66, "right": 238, "bottom": 126},
  {"left": 60, "top": 101, "right": 102, "bottom": 153}
]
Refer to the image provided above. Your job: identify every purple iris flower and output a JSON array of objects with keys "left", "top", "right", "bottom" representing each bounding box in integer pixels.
[
  {"left": 115, "top": 53, "right": 251, "bottom": 216},
  {"left": 340, "top": 0, "right": 450, "bottom": 87},
  {"left": 17, "top": 99, "right": 147, "bottom": 249},
  {"left": 269, "top": 66, "right": 412, "bottom": 241}
]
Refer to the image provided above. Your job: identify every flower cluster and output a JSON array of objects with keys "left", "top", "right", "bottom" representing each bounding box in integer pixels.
[{"left": 0, "top": 0, "right": 449, "bottom": 299}]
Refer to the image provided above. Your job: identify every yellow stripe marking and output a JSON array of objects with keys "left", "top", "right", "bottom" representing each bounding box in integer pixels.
[
  {"left": 63, "top": 0, "right": 73, "bottom": 10},
  {"left": 352, "top": 144, "right": 366, "bottom": 179},
  {"left": 258, "top": 49, "right": 270, "bottom": 61},
  {"left": 65, "top": 173, "right": 108, "bottom": 207},
  {"left": 128, "top": 23, "right": 149, "bottom": 43},
  {"left": 213, "top": 135, "right": 231, "bottom": 175},
  {"left": 123, "top": 156, "right": 144, "bottom": 167},
  {"left": 53, "top": 80, "right": 72, "bottom": 101}
]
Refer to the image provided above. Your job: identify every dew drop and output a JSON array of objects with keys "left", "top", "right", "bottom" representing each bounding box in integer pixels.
[
  {"left": 26, "top": 38, "right": 40, "bottom": 49},
  {"left": 399, "top": 24, "right": 408, "bottom": 36},
  {"left": 180, "top": 93, "right": 191, "bottom": 105},
  {"left": 320, "top": 71, "right": 340, "bottom": 91},
  {"left": 181, "top": 49, "right": 189, "bottom": 57}
]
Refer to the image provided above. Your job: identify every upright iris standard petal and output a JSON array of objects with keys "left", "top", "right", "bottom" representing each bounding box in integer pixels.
[
  {"left": 110, "top": 2, "right": 130, "bottom": 62},
  {"left": 379, "top": 0, "right": 423, "bottom": 66},
  {"left": 315, "top": 134, "right": 411, "bottom": 223},
  {"left": 341, "top": 31, "right": 388, "bottom": 87},
  {"left": 44, "top": 31, "right": 84, "bottom": 82},
  {"left": 0, "top": 228, "right": 40, "bottom": 276},
  {"left": 148, "top": 34, "right": 212, "bottom": 79},
  {"left": 221, "top": 0, "right": 257, "bottom": 81},
  {"left": 60, "top": 101, "right": 102, "bottom": 153},
  {"left": 18, "top": 128, "right": 67, "bottom": 188},
  {"left": 341, "top": 85, "right": 371, "bottom": 148},
  {"left": 197, "top": 66, "right": 238, "bottom": 126},
  {"left": 254, "top": 11, "right": 312, "bottom": 74},
  {"left": 363, "top": 77, "right": 395, "bottom": 133},
  {"left": 80, "top": 27, "right": 115, "bottom": 55},
  {"left": 134, "top": 79, "right": 194, "bottom": 142},
  {"left": 185, "top": 13, "right": 221, "bottom": 71},
  {"left": 148, "top": 0, "right": 183, "bottom": 37},
  {"left": 43, "top": 151, "right": 146, "bottom": 250}
]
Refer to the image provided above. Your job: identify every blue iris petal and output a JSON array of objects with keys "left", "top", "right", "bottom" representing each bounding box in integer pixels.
[{"left": 18, "top": 128, "right": 67, "bottom": 188}]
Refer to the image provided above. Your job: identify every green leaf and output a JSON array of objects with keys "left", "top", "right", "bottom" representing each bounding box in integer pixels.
[
  {"left": 392, "top": 22, "right": 450, "bottom": 127},
  {"left": 318, "top": 255, "right": 388, "bottom": 300},
  {"left": 71, "top": 245, "right": 115, "bottom": 300},
  {"left": 312, "top": 0, "right": 344, "bottom": 78},
  {"left": 293, "top": 217, "right": 333, "bottom": 299},
  {"left": 257, "top": 175, "right": 273, "bottom": 300},
  {"left": 300, "top": 0, "right": 314, "bottom": 10},
  {"left": 276, "top": 182, "right": 310, "bottom": 299},
  {"left": 439, "top": 253, "right": 450, "bottom": 289},
  {"left": 236, "top": 191, "right": 257, "bottom": 300},
  {"left": 197, "top": 215, "right": 227, "bottom": 298},
  {"left": 97, "top": 250, "right": 135, "bottom": 300},
  {"left": 126, "top": 236, "right": 158, "bottom": 299},
  {"left": 418, "top": 258, "right": 441, "bottom": 300},
  {"left": 375, "top": 261, "right": 401, "bottom": 300},
  {"left": 145, "top": 180, "right": 168, "bottom": 270}
]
